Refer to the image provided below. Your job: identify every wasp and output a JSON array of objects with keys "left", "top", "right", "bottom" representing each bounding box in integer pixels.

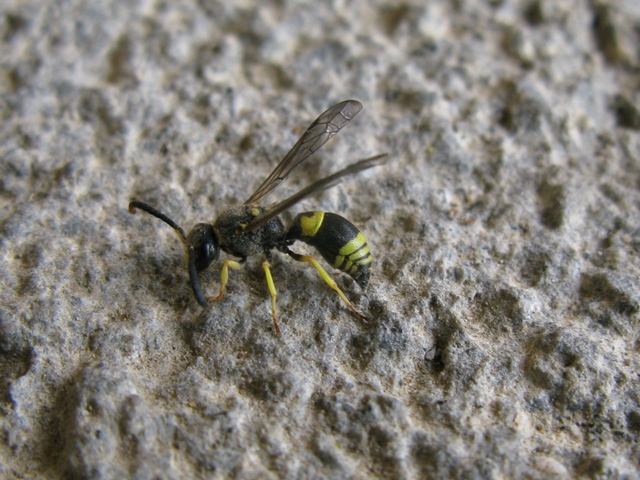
[{"left": 129, "top": 100, "right": 387, "bottom": 334}]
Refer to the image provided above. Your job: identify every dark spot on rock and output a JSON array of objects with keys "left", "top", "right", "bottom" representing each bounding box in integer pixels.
[
  {"left": 520, "top": 250, "right": 549, "bottom": 287},
  {"left": 4, "top": 67, "right": 22, "bottom": 92},
  {"left": 579, "top": 274, "right": 638, "bottom": 316},
  {"left": 348, "top": 332, "right": 376, "bottom": 370},
  {"left": 77, "top": 90, "right": 122, "bottom": 137},
  {"left": 611, "top": 95, "right": 640, "bottom": 130},
  {"left": 2, "top": 13, "right": 26, "bottom": 42},
  {"left": 576, "top": 456, "right": 607, "bottom": 476},
  {"left": 475, "top": 288, "right": 524, "bottom": 332},
  {"left": 240, "top": 369, "right": 293, "bottom": 401},
  {"left": 237, "top": 134, "right": 253, "bottom": 153},
  {"left": 591, "top": 3, "right": 625, "bottom": 64},
  {"left": 537, "top": 178, "right": 564, "bottom": 230},
  {"left": 105, "top": 35, "right": 136, "bottom": 85},
  {"left": 626, "top": 410, "right": 640, "bottom": 434},
  {"left": 496, "top": 80, "right": 543, "bottom": 133},
  {"left": 523, "top": 1, "right": 544, "bottom": 26},
  {"left": 379, "top": 4, "right": 413, "bottom": 36},
  {"left": 0, "top": 320, "right": 32, "bottom": 403},
  {"left": 262, "top": 63, "right": 293, "bottom": 90}
]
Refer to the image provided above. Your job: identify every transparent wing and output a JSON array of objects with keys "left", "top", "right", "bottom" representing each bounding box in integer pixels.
[
  {"left": 243, "top": 154, "right": 388, "bottom": 232},
  {"left": 244, "top": 100, "right": 363, "bottom": 205}
]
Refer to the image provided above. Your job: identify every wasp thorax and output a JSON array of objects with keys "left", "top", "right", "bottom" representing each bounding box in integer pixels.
[
  {"left": 213, "top": 205, "right": 286, "bottom": 258},
  {"left": 187, "top": 223, "right": 220, "bottom": 272}
]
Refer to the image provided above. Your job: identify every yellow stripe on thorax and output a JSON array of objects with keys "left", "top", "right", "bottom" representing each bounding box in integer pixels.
[{"left": 299, "top": 211, "right": 325, "bottom": 237}]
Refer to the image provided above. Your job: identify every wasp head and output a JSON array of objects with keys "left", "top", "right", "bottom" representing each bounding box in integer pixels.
[{"left": 187, "top": 223, "right": 220, "bottom": 272}]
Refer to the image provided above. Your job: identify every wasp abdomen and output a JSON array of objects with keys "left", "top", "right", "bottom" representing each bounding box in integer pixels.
[{"left": 286, "top": 211, "right": 372, "bottom": 289}]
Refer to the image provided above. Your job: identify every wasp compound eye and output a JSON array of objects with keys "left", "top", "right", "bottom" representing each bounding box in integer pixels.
[{"left": 187, "top": 223, "right": 220, "bottom": 272}]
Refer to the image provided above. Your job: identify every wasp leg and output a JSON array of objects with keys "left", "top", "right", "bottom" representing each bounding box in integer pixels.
[
  {"left": 284, "top": 250, "right": 366, "bottom": 320},
  {"left": 261, "top": 261, "right": 281, "bottom": 335},
  {"left": 207, "top": 260, "right": 243, "bottom": 303}
]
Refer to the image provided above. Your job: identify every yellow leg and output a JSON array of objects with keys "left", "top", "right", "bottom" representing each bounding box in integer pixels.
[
  {"left": 293, "top": 255, "right": 366, "bottom": 320},
  {"left": 262, "top": 261, "right": 281, "bottom": 335},
  {"left": 207, "top": 260, "right": 243, "bottom": 302}
]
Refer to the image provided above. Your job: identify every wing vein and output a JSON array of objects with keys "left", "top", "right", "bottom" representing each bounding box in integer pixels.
[
  {"left": 242, "top": 154, "right": 388, "bottom": 232},
  {"left": 244, "top": 100, "right": 363, "bottom": 205}
]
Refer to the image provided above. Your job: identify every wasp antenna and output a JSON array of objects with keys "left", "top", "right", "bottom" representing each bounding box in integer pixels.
[
  {"left": 128, "top": 199, "right": 188, "bottom": 245},
  {"left": 188, "top": 245, "right": 210, "bottom": 307}
]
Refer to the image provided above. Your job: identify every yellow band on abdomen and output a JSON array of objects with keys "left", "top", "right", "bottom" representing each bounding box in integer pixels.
[
  {"left": 299, "top": 211, "right": 325, "bottom": 237},
  {"left": 339, "top": 232, "right": 367, "bottom": 257}
]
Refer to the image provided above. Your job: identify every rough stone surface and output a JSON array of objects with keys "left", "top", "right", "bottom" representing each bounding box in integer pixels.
[{"left": 1, "top": 0, "right": 639, "bottom": 478}]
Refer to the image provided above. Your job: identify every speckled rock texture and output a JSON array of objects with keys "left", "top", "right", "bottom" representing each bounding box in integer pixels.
[{"left": 1, "top": 0, "right": 639, "bottom": 478}]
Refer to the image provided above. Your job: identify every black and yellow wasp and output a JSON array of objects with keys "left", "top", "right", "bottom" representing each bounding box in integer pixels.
[{"left": 129, "top": 100, "right": 387, "bottom": 334}]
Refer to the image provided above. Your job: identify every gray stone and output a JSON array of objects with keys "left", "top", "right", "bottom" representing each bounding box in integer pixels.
[{"left": 1, "top": 0, "right": 639, "bottom": 478}]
